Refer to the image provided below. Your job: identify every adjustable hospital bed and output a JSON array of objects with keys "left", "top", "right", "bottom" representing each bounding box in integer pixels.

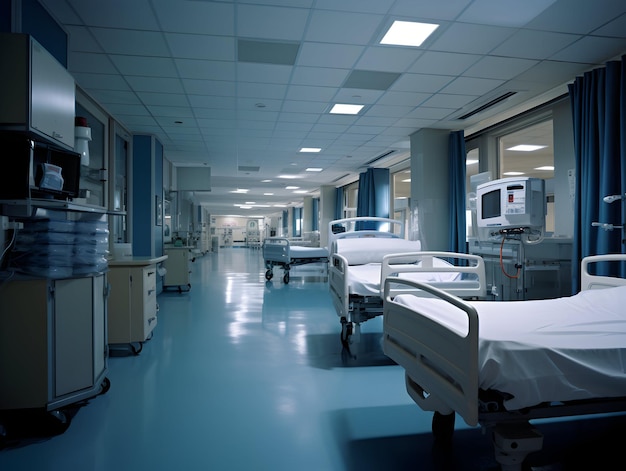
[
  {"left": 328, "top": 217, "right": 486, "bottom": 346},
  {"left": 382, "top": 253, "right": 626, "bottom": 471},
  {"left": 263, "top": 237, "right": 329, "bottom": 284}
]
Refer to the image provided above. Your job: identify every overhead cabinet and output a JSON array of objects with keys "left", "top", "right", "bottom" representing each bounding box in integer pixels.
[{"left": 0, "top": 33, "right": 75, "bottom": 149}]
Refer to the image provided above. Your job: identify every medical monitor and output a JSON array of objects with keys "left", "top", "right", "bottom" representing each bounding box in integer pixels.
[{"left": 476, "top": 177, "right": 546, "bottom": 232}]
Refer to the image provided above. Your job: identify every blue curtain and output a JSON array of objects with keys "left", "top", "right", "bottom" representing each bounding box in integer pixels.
[
  {"left": 312, "top": 198, "right": 319, "bottom": 231},
  {"left": 356, "top": 167, "right": 390, "bottom": 230},
  {"left": 335, "top": 187, "right": 343, "bottom": 220},
  {"left": 568, "top": 55, "right": 626, "bottom": 291},
  {"left": 448, "top": 130, "right": 467, "bottom": 253}
]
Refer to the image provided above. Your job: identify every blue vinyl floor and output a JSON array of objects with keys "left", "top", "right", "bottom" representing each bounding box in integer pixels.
[{"left": 1, "top": 248, "right": 625, "bottom": 470}]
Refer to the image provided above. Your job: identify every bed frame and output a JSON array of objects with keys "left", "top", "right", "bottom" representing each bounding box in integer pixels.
[
  {"left": 382, "top": 253, "right": 626, "bottom": 471},
  {"left": 263, "top": 237, "right": 329, "bottom": 284},
  {"left": 327, "top": 217, "right": 486, "bottom": 346}
]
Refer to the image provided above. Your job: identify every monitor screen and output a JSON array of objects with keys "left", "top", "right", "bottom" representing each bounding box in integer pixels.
[{"left": 481, "top": 189, "right": 501, "bottom": 219}]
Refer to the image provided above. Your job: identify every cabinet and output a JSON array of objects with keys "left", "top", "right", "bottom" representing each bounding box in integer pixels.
[
  {"left": 0, "top": 33, "right": 75, "bottom": 149},
  {"left": 0, "top": 274, "right": 109, "bottom": 412},
  {"left": 108, "top": 257, "right": 167, "bottom": 354},
  {"left": 164, "top": 247, "right": 192, "bottom": 292}
]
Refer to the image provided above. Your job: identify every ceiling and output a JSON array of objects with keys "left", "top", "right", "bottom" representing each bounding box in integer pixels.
[{"left": 38, "top": 0, "right": 626, "bottom": 216}]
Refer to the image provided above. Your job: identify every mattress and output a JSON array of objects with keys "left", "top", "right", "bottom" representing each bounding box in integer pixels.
[
  {"left": 288, "top": 246, "right": 328, "bottom": 259},
  {"left": 393, "top": 285, "right": 626, "bottom": 410},
  {"left": 348, "top": 259, "right": 463, "bottom": 297}
]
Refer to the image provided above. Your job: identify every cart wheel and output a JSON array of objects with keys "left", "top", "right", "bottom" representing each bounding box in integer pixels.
[
  {"left": 283, "top": 272, "right": 290, "bottom": 284},
  {"left": 99, "top": 377, "right": 111, "bottom": 395},
  {"left": 265, "top": 269, "right": 273, "bottom": 281},
  {"left": 432, "top": 411, "right": 455, "bottom": 444},
  {"left": 47, "top": 409, "right": 71, "bottom": 435},
  {"left": 178, "top": 286, "right": 182, "bottom": 293},
  {"left": 131, "top": 342, "right": 143, "bottom": 355},
  {"left": 187, "top": 283, "right": 191, "bottom": 290}
]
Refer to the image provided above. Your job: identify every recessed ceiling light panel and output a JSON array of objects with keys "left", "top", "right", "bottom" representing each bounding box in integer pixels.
[
  {"left": 506, "top": 145, "right": 547, "bottom": 152},
  {"left": 330, "top": 104, "right": 364, "bottom": 115},
  {"left": 380, "top": 20, "right": 439, "bottom": 47}
]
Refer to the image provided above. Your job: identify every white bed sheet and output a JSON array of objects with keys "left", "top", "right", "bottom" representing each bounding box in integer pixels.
[
  {"left": 393, "top": 285, "right": 626, "bottom": 411},
  {"left": 348, "top": 261, "right": 463, "bottom": 297}
]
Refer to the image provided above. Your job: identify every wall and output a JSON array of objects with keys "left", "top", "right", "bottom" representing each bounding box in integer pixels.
[{"left": 552, "top": 99, "right": 576, "bottom": 236}]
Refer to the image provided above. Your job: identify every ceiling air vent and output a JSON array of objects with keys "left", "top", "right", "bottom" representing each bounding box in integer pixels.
[
  {"left": 457, "top": 91, "right": 517, "bottom": 120},
  {"left": 364, "top": 150, "right": 395, "bottom": 166}
]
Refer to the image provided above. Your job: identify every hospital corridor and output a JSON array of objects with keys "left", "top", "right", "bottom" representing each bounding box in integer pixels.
[{"left": 0, "top": 248, "right": 625, "bottom": 471}]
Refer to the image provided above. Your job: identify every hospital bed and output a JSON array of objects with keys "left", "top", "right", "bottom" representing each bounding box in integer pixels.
[
  {"left": 382, "top": 253, "right": 626, "bottom": 471},
  {"left": 328, "top": 216, "right": 486, "bottom": 346},
  {"left": 263, "top": 237, "right": 329, "bottom": 284}
]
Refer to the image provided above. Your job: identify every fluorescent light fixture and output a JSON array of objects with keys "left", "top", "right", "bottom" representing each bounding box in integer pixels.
[
  {"left": 506, "top": 145, "right": 547, "bottom": 152},
  {"left": 330, "top": 103, "right": 364, "bottom": 115},
  {"left": 239, "top": 205, "right": 253, "bottom": 209},
  {"left": 380, "top": 20, "right": 439, "bottom": 47},
  {"left": 261, "top": 179, "right": 272, "bottom": 183},
  {"left": 278, "top": 175, "right": 298, "bottom": 179},
  {"left": 264, "top": 192, "right": 274, "bottom": 196},
  {"left": 300, "top": 147, "right": 321, "bottom": 153},
  {"left": 273, "top": 204, "right": 287, "bottom": 208},
  {"left": 402, "top": 178, "right": 411, "bottom": 183},
  {"left": 230, "top": 188, "right": 249, "bottom": 193},
  {"left": 503, "top": 171, "right": 525, "bottom": 176},
  {"left": 245, "top": 201, "right": 256, "bottom": 205},
  {"left": 306, "top": 168, "right": 323, "bottom": 172},
  {"left": 293, "top": 190, "right": 308, "bottom": 194},
  {"left": 466, "top": 159, "right": 478, "bottom": 165},
  {"left": 535, "top": 166, "right": 554, "bottom": 171},
  {"left": 285, "top": 186, "right": 299, "bottom": 190}
]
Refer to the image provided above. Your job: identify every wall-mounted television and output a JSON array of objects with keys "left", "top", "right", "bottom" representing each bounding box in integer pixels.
[{"left": 476, "top": 177, "right": 546, "bottom": 232}]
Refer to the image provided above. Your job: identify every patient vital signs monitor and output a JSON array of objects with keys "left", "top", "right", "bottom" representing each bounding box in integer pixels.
[{"left": 476, "top": 177, "right": 546, "bottom": 239}]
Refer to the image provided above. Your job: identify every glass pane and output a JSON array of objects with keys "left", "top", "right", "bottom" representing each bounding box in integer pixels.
[{"left": 75, "top": 102, "right": 105, "bottom": 207}]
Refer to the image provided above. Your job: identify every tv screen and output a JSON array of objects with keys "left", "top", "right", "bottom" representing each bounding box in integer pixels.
[{"left": 481, "top": 189, "right": 500, "bottom": 219}]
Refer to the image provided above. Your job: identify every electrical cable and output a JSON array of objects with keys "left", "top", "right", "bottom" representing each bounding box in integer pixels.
[{"left": 499, "top": 235, "right": 520, "bottom": 279}]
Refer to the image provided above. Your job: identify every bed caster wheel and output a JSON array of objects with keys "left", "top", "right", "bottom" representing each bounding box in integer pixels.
[
  {"left": 432, "top": 411, "right": 455, "bottom": 444},
  {"left": 99, "top": 377, "right": 111, "bottom": 395},
  {"left": 47, "top": 409, "right": 71, "bottom": 435},
  {"left": 283, "top": 272, "right": 290, "bottom": 284},
  {"left": 265, "top": 270, "right": 273, "bottom": 281},
  {"left": 131, "top": 342, "right": 143, "bottom": 355},
  {"left": 340, "top": 320, "right": 353, "bottom": 347}
]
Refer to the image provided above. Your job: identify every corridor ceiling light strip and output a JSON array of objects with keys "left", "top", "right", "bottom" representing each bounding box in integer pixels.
[
  {"left": 329, "top": 104, "right": 363, "bottom": 115},
  {"left": 380, "top": 20, "right": 439, "bottom": 47},
  {"left": 300, "top": 147, "right": 321, "bottom": 153}
]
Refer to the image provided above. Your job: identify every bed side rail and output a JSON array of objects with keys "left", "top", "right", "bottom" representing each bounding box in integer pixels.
[
  {"left": 328, "top": 252, "right": 350, "bottom": 319},
  {"left": 581, "top": 254, "right": 626, "bottom": 290},
  {"left": 382, "top": 277, "right": 480, "bottom": 426},
  {"left": 262, "top": 237, "right": 290, "bottom": 264},
  {"left": 381, "top": 252, "right": 487, "bottom": 299}
]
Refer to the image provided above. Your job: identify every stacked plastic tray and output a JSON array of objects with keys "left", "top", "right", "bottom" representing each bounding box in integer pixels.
[{"left": 12, "top": 216, "right": 109, "bottom": 278}]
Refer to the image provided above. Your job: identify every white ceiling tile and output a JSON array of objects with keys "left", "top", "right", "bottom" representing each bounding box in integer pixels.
[
  {"left": 237, "top": 63, "right": 293, "bottom": 84},
  {"left": 67, "top": 0, "right": 159, "bottom": 30},
  {"left": 390, "top": 0, "right": 471, "bottom": 21},
  {"left": 237, "top": 4, "right": 309, "bottom": 41},
  {"left": 285, "top": 85, "right": 338, "bottom": 102},
  {"left": 463, "top": 57, "right": 538, "bottom": 80},
  {"left": 332, "top": 88, "right": 383, "bottom": 104},
  {"left": 527, "top": 0, "right": 626, "bottom": 34},
  {"left": 188, "top": 95, "right": 236, "bottom": 109},
  {"left": 238, "top": 82, "right": 287, "bottom": 100},
  {"left": 431, "top": 23, "right": 516, "bottom": 54},
  {"left": 550, "top": 36, "right": 626, "bottom": 64},
  {"left": 92, "top": 90, "right": 141, "bottom": 105},
  {"left": 166, "top": 34, "right": 235, "bottom": 61},
  {"left": 73, "top": 72, "right": 130, "bottom": 91},
  {"left": 110, "top": 55, "right": 178, "bottom": 77},
  {"left": 125, "top": 76, "right": 185, "bottom": 94},
  {"left": 408, "top": 51, "right": 482, "bottom": 75},
  {"left": 136, "top": 92, "right": 188, "bottom": 107},
  {"left": 356, "top": 46, "right": 423, "bottom": 73},
  {"left": 440, "top": 76, "right": 505, "bottom": 95},
  {"left": 281, "top": 100, "right": 328, "bottom": 114},
  {"left": 458, "top": 0, "right": 556, "bottom": 27},
  {"left": 391, "top": 73, "right": 455, "bottom": 93},
  {"left": 421, "top": 93, "right": 476, "bottom": 109},
  {"left": 68, "top": 52, "right": 117, "bottom": 74},
  {"left": 147, "top": 106, "right": 194, "bottom": 119},
  {"left": 376, "top": 91, "right": 431, "bottom": 106},
  {"left": 290, "top": 67, "right": 349, "bottom": 87},
  {"left": 594, "top": 13, "right": 626, "bottom": 38},
  {"left": 183, "top": 79, "right": 236, "bottom": 97},
  {"left": 91, "top": 29, "right": 169, "bottom": 56},
  {"left": 492, "top": 30, "right": 581, "bottom": 60},
  {"left": 305, "top": 10, "right": 384, "bottom": 45},
  {"left": 297, "top": 43, "right": 364, "bottom": 68},
  {"left": 104, "top": 103, "right": 151, "bottom": 117},
  {"left": 175, "top": 59, "right": 236, "bottom": 81},
  {"left": 152, "top": 0, "right": 235, "bottom": 35},
  {"left": 314, "top": 0, "right": 394, "bottom": 14}
]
